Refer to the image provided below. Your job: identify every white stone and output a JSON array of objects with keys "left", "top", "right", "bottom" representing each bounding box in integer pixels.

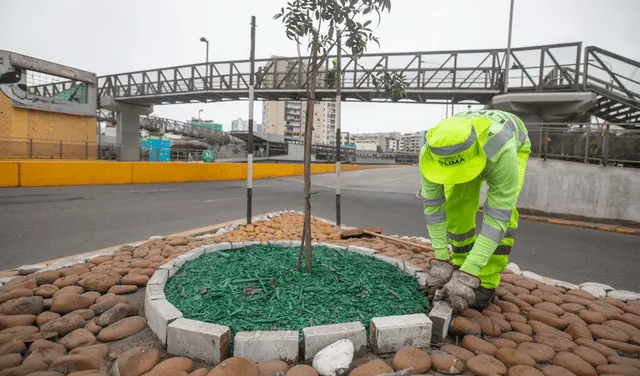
[
  {"left": 370, "top": 314, "right": 432, "bottom": 354},
  {"left": 429, "top": 301, "right": 453, "bottom": 343},
  {"left": 269, "top": 240, "right": 293, "bottom": 247},
  {"left": 372, "top": 254, "right": 400, "bottom": 268},
  {"left": 178, "top": 247, "right": 204, "bottom": 262},
  {"left": 17, "top": 264, "right": 47, "bottom": 275},
  {"left": 234, "top": 331, "right": 299, "bottom": 362},
  {"left": 506, "top": 262, "right": 522, "bottom": 275},
  {"left": 146, "top": 284, "right": 166, "bottom": 302},
  {"left": 230, "top": 241, "right": 260, "bottom": 249},
  {"left": 303, "top": 322, "right": 366, "bottom": 360},
  {"left": 312, "top": 339, "right": 354, "bottom": 376},
  {"left": 149, "top": 236, "right": 164, "bottom": 240},
  {"left": 607, "top": 290, "right": 640, "bottom": 302},
  {"left": 580, "top": 282, "right": 615, "bottom": 292},
  {"left": 148, "top": 269, "right": 168, "bottom": 287},
  {"left": 346, "top": 245, "right": 375, "bottom": 257},
  {"left": 215, "top": 229, "right": 227, "bottom": 235},
  {"left": 167, "top": 318, "right": 230, "bottom": 364},
  {"left": 580, "top": 285, "right": 607, "bottom": 298},
  {"left": 204, "top": 242, "right": 232, "bottom": 253},
  {"left": 147, "top": 299, "right": 183, "bottom": 346},
  {"left": 551, "top": 279, "right": 580, "bottom": 290},
  {"left": 415, "top": 272, "right": 428, "bottom": 287}
]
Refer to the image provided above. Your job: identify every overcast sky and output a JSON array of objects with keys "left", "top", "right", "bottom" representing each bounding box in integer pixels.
[{"left": 2, "top": 0, "right": 639, "bottom": 133}]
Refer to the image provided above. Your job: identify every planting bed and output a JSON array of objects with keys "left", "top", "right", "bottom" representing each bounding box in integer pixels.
[{"left": 165, "top": 244, "right": 427, "bottom": 340}]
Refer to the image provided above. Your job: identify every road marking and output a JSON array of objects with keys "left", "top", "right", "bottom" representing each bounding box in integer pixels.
[{"left": 204, "top": 197, "right": 244, "bottom": 203}]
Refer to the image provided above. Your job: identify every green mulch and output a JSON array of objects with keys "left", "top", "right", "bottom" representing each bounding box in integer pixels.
[{"left": 165, "top": 244, "right": 428, "bottom": 340}]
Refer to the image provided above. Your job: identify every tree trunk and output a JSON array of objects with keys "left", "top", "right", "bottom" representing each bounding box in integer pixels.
[{"left": 300, "top": 34, "right": 319, "bottom": 273}]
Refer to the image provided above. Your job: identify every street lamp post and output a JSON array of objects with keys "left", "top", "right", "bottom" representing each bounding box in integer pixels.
[
  {"left": 198, "top": 109, "right": 203, "bottom": 121},
  {"left": 200, "top": 37, "right": 209, "bottom": 88},
  {"left": 504, "top": 0, "right": 515, "bottom": 93}
]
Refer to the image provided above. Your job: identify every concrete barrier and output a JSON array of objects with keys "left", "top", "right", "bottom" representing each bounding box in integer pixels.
[
  {"left": 0, "top": 161, "right": 384, "bottom": 188},
  {"left": 480, "top": 159, "right": 640, "bottom": 223}
]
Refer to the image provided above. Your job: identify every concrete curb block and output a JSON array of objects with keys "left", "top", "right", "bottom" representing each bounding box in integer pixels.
[
  {"left": 302, "top": 322, "right": 367, "bottom": 361},
  {"left": 234, "top": 330, "right": 299, "bottom": 363},
  {"left": 370, "top": 313, "right": 432, "bottom": 354},
  {"left": 414, "top": 189, "right": 640, "bottom": 236}
]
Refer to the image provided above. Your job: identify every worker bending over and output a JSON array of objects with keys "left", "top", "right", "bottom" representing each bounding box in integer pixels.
[{"left": 420, "top": 109, "right": 531, "bottom": 314}]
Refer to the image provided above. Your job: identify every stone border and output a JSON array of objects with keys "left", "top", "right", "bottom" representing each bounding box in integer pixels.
[{"left": 145, "top": 239, "right": 434, "bottom": 364}]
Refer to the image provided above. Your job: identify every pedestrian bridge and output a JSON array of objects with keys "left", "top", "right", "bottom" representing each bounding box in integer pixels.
[{"left": 29, "top": 42, "right": 640, "bottom": 128}]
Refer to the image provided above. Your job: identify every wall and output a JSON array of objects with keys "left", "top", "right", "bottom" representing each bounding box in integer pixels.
[
  {"left": 0, "top": 161, "right": 383, "bottom": 188},
  {"left": 480, "top": 159, "right": 640, "bottom": 223}
]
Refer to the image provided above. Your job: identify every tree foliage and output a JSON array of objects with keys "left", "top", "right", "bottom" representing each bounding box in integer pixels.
[
  {"left": 205, "top": 132, "right": 231, "bottom": 150},
  {"left": 274, "top": 0, "right": 402, "bottom": 272}
]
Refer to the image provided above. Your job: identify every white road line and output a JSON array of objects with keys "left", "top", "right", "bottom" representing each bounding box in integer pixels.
[{"left": 204, "top": 197, "right": 244, "bottom": 203}]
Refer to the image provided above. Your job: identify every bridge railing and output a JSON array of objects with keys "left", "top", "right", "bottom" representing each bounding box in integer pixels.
[
  {"left": 0, "top": 136, "right": 109, "bottom": 160},
  {"left": 528, "top": 123, "right": 640, "bottom": 167},
  {"left": 95, "top": 42, "right": 582, "bottom": 101},
  {"left": 583, "top": 47, "right": 640, "bottom": 111}
]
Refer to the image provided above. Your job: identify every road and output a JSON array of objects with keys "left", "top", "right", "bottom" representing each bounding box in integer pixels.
[{"left": 1, "top": 167, "right": 638, "bottom": 290}]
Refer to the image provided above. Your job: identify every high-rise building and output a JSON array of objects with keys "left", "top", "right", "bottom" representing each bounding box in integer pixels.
[
  {"left": 399, "top": 131, "right": 426, "bottom": 153},
  {"left": 262, "top": 100, "right": 336, "bottom": 144},
  {"left": 231, "top": 118, "right": 263, "bottom": 133}
]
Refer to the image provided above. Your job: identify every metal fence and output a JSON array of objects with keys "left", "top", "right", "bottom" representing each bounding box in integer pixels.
[
  {"left": 0, "top": 136, "right": 114, "bottom": 160},
  {"left": 527, "top": 124, "right": 640, "bottom": 167}
]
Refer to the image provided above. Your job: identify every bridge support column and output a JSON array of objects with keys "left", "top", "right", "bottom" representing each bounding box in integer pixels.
[
  {"left": 100, "top": 96, "right": 153, "bottom": 161},
  {"left": 487, "top": 92, "right": 597, "bottom": 123}
]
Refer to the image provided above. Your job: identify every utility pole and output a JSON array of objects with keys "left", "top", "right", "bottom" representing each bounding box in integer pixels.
[
  {"left": 504, "top": 0, "right": 515, "bottom": 93},
  {"left": 246, "top": 16, "right": 256, "bottom": 224},
  {"left": 200, "top": 37, "right": 209, "bottom": 88},
  {"left": 335, "top": 35, "right": 342, "bottom": 226}
]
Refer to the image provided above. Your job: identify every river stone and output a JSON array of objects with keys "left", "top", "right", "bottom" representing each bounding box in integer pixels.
[
  {"left": 96, "top": 303, "right": 138, "bottom": 327},
  {"left": 524, "top": 310, "right": 569, "bottom": 330},
  {"left": 517, "top": 342, "right": 556, "bottom": 363},
  {"left": 108, "top": 285, "right": 138, "bottom": 295},
  {"left": 97, "top": 316, "right": 146, "bottom": 342},
  {"left": 0, "top": 358, "right": 48, "bottom": 375},
  {"left": 285, "top": 365, "right": 318, "bottom": 376},
  {"left": 564, "top": 323, "right": 590, "bottom": 341},
  {"left": 0, "top": 289, "right": 34, "bottom": 305},
  {"left": 33, "top": 271, "right": 62, "bottom": 285},
  {"left": 596, "top": 339, "right": 640, "bottom": 355},
  {"left": 59, "top": 329, "right": 97, "bottom": 350},
  {"left": 348, "top": 359, "right": 392, "bottom": 376},
  {"left": 574, "top": 338, "right": 618, "bottom": 357},
  {"left": 40, "top": 314, "right": 86, "bottom": 336},
  {"left": 24, "top": 331, "right": 58, "bottom": 343},
  {"left": 541, "top": 365, "right": 577, "bottom": 376},
  {"left": 430, "top": 353, "right": 464, "bottom": 374},
  {"left": 0, "top": 339, "right": 26, "bottom": 357},
  {"left": 69, "top": 344, "right": 109, "bottom": 360},
  {"left": 18, "top": 264, "right": 46, "bottom": 275},
  {"left": 152, "top": 357, "right": 194, "bottom": 373},
  {"left": 53, "top": 274, "right": 81, "bottom": 289},
  {"left": 23, "top": 342, "right": 66, "bottom": 365},
  {"left": 495, "top": 347, "right": 536, "bottom": 367},
  {"left": 441, "top": 344, "right": 475, "bottom": 361},
  {"left": 84, "top": 319, "right": 102, "bottom": 335},
  {"left": 54, "top": 286, "right": 85, "bottom": 297},
  {"left": 504, "top": 312, "right": 527, "bottom": 323},
  {"left": 0, "top": 314, "right": 36, "bottom": 329},
  {"left": 391, "top": 346, "right": 430, "bottom": 373},
  {"left": 51, "top": 293, "right": 94, "bottom": 314},
  {"left": 36, "top": 311, "right": 61, "bottom": 327},
  {"left": 81, "top": 291, "right": 101, "bottom": 303},
  {"left": 0, "top": 353, "right": 22, "bottom": 369},
  {"left": 472, "top": 315, "right": 502, "bottom": 337},
  {"left": 0, "top": 296, "right": 44, "bottom": 315},
  {"left": 571, "top": 346, "right": 607, "bottom": 367},
  {"left": 462, "top": 335, "right": 498, "bottom": 356},
  {"left": 2, "top": 278, "right": 37, "bottom": 293},
  {"left": 534, "top": 332, "right": 577, "bottom": 352},
  {"left": 534, "top": 302, "right": 565, "bottom": 316},
  {"left": 89, "top": 294, "right": 125, "bottom": 315},
  {"left": 49, "top": 354, "right": 105, "bottom": 373},
  {"left": 121, "top": 274, "right": 149, "bottom": 287},
  {"left": 561, "top": 312, "right": 588, "bottom": 327},
  {"left": 597, "top": 363, "right": 640, "bottom": 375},
  {"left": 112, "top": 347, "right": 161, "bottom": 376},
  {"left": 529, "top": 320, "right": 572, "bottom": 339},
  {"left": 510, "top": 322, "right": 533, "bottom": 335},
  {"left": 603, "top": 320, "right": 640, "bottom": 338},
  {"left": 508, "top": 365, "right": 544, "bottom": 376},
  {"left": 503, "top": 331, "right": 534, "bottom": 344},
  {"left": 451, "top": 316, "right": 481, "bottom": 336},
  {"left": 578, "top": 310, "right": 607, "bottom": 324},
  {"left": 66, "top": 309, "right": 95, "bottom": 321},
  {"left": 552, "top": 352, "right": 597, "bottom": 376},
  {"left": 489, "top": 338, "right": 518, "bottom": 349},
  {"left": 206, "top": 357, "right": 259, "bottom": 376},
  {"left": 82, "top": 274, "right": 118, "bottom": 293},
  {"left": 256, "top": 360, "right": 288, "bottom": 376},
  {"left": 588, "top": 324, "right": 630, "bottom": 342},
  {"left": 0, "top": 325, "right": 38, "bottom": 343},
  {"left": 34, "top": 284, "right": 59, "bottom": 298},
  {"left": 466, "top": 354, "right": 507, "bottom": 376}
]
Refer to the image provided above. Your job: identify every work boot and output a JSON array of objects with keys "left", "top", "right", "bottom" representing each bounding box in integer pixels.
[{"left": 470, "top": 286, "right": 496, "bottom": 310}]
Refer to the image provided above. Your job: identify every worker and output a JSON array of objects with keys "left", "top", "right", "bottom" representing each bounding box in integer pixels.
[
  {"left": 420, "top": 109, "right": 531, "bottom": 314},
  {"left": 327, "top": 59, "right": 338, "bottom": 88}
]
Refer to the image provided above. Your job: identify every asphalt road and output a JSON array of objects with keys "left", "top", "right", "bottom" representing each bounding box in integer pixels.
[{"left": 1, "top": 167, "right": 638, "bottom": 290}]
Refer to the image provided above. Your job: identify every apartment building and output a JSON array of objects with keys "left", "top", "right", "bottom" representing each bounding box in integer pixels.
[
  {"left": 262, "top": 100, "right": 336, "bottom": 144},
  {"left": 399, "top": 131, "right": 426, "bottom": 153},
  {"left": 231, "top": 118, "right": 263, "bottom": 133}
]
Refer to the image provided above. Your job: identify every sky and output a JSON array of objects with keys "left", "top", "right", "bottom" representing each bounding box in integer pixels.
[{"left": 2, "top": 0, "right": 639, "bottom": 133}]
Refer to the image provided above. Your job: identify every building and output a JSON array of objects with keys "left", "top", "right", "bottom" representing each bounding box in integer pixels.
[
  {"left": 352, "top": 132, "right": 401, "bottom": 152},
  {"left": 399, "top": 131, "right": 426, "bottom": 153},
  {"left": 355, "top": 140, "right": 379, "bottom": 151},
  {"left": 262, "top": 100, "right": 336, "bottom": 144},
  {"left": 231, "top": 118, "right": 263, "bottom": 133}
]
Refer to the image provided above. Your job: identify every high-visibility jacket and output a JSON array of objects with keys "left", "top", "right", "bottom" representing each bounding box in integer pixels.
[{"left": 420, "top": 109, "right": 531, "bottom": 276}]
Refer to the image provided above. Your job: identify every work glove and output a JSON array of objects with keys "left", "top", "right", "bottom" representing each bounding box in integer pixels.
[
  {"left": 423, "top": 259, "right": 454, "bottom": 299},
  {"left": 433, "top": 270, "right": 480, "bottom": 315}
]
